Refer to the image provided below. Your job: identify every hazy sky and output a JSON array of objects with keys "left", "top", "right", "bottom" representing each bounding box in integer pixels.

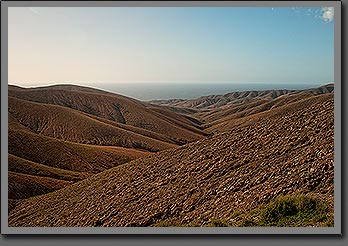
[{"left": 8, "top": 7, "right": 334, "bottom": 86}]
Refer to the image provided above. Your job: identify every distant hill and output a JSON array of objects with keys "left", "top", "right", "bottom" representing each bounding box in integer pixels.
[
  {"left": 8, "top": 171, "right": 73, "bottom": 200},
  {"left": 149, "top": 83, "right": 333, "bottom": 110},
  {"left": 8, "top": 85, "right": 206, "bottom": 145},
  {"left": 150, "top": 83, "right": 334, "bottom": 134},
  {"left": 204, "top": 92, "right": 334, "bottom": 134}
]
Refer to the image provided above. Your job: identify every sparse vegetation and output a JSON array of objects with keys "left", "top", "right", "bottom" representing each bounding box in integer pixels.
[
  {"left": 258, "top": 194, "right": 332, "bottom": 227},
  {"left": 221, "top": 194, "right": 333, "bottom": 227},
  {"left": 207, "top": 219, "right": 229, "bottom": 227},
  {"left": 153, "top": 194, "right": 333, "bottom": 228},
  {"left": 153, "top": 220, "right": 200, "bottom": 227}
]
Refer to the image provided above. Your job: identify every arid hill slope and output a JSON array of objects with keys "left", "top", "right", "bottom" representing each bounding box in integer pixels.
[
  {"left": 8, "top": 154, "right": 87, "bottom": 181},
  {"left": 8, "top": 85, "right": 206, "bottom": 144},
  {"left": 8, "top": 93, "right": 334, "bottom": 227},
  {"left": 198, "top": 91, "right": 316, "bottom": 126},
  {"left": 8, "top": 125, "right": 151, "bottom": 201},
  {"left": 204, "top": 93, "right": 334, "bottom": 133},
  {"left": 8, "top": 84, "right": 206, "bottom": 203},
  {"left": 9, "top": 97, "right": 177, "bottom": 151},
  {"left": 149, "top": 84, "right": 333, "bottom": 110},
  {"left": 8, "top": 171, "right": 73, "bottom": 200},
  {"left": 149, "top": 84, "right": 334, "bottom": 135},
  {"left": 8, "top": 127, "right": 151, "bottom": 174},
  {"left": 8, "top": 154, "right": 86, "bottom": 200}
]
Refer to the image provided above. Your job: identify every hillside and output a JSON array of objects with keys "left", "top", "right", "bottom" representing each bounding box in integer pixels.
[
  {"left": 200, "top": 89, "right": 332, "bottom": 127},
  {"left": 204, "top": 93, "right": 334, "bottom": 133},
  {"left": 8, "top": 93, "right": 334, "bottom": 227},
  {"left": 9, "top": 97, "right": 177, "bottom": 151},
  {"left": 149, "top": 84, "right": 333, "bottom": 111},
  {"left": 8, "top": 154, "right": 87, "bottom": 181},
  {"left": 8, "top": 153, "right": 86, "bottom": 201},
  {"left": 8, "top": 127, "right": 151, "bottom": 174},
  {"left": 8, "top": 172, "right": 73, "bottom": 200},
  {"left": 8, "top": 85, "right": 206, "bottom": 145},
  {"left": 149, "top": 84, "right": 334, "bottom": 134},
  {"left": 8, "top": 84, "right": 209, "bottom": 205},
  {"left": 7, "top": 126, "right": 152, "bottom": 202}
]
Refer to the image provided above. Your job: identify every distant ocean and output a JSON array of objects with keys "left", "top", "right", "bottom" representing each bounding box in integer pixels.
[{"left": 94, "top": 82, "right": 324, "bottom": 101}]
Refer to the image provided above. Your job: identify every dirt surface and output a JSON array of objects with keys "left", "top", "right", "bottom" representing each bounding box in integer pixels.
[
  {"left": 8, "top": 84, "right": 209, "bottom": 203},
  {"left": 8, "top": 93, "right": 334, "bottom": 227}
]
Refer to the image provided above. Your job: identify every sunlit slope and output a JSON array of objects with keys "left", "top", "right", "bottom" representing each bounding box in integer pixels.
[
  {"left": 9, "top": 97, "right": 177, "bottom": 151},
  {"left": 9, "top": 93, "right": 334, "bottom": 227},
  {"left": 9, "top": 85, "right": 206, "bottom": 144}
]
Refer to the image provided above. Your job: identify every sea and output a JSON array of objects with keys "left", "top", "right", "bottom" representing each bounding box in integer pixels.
[{"left": 96, "top": 82, "right": 325, "bottom": 101}]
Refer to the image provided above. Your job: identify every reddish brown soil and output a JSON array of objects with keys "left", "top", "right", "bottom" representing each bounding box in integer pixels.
[
  {"left": 8, "top": 92, "right": 334, "bottom": 227},
  {"left": 8, "top": 128, "right": 151, "bottom": 173},
  {"left": 7, "top": 84, "right": 208, "bottom": 205},
  {"left": 8, "top": 171, "right": 73, "bottom": 200},
  {"left": 8, "top": 85, "right": 206, "bottom": 144},
  {"left": 9, "top": 97, "right": 178, "bottom": 151},
  {"left": 8, "top": 154, "right": 87, "bottom": 181}
]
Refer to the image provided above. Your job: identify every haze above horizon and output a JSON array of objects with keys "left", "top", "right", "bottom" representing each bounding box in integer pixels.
[{"left": 8, "top": 6, "right": 334, "bottom": 86}]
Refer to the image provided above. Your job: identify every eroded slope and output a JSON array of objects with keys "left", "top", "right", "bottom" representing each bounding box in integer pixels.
[{"left": 8, "top": 94, "right": 334, "bottom": 227}]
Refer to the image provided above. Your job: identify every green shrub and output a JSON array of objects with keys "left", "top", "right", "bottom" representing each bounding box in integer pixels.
[
  {"left": 153, "top": 194, "right": 332, "bottom": 227},
  {"left": 154, "top": 220, "right": 200, "bottom": 227},
  {"left": 261, "top": 196, "right": 299, "bottom": 224},
  {"left": 207, "top": 219, "right": 229, "bottom": 227},
  {"left": 259, "top": 194, "right": 330, "bottom": 227},
  {"left": 153, "top": 221, "right": 178, "bottom": 227}
]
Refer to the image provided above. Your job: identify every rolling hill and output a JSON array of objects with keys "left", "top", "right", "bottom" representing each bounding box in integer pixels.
[
  {"left": 149, "top": 84, "right": 333, "bottom": 111},
  {"left": 8, "top": 111, "right": 154, "bottom": 201},
  {"left": 204, "top": 93, "right": 334, "bottom": 133},
  {"left": 8, "top": 127, "right": 151, "bottom": 173},
  {"left": 8, "top": 92, "right": 334, "bottom": 227},
  {"left": 8, "top": 154, "right": 87, "bottom": 181},
  {"left": 9, "top": 97, "right": 177, "bottom": 151},
  {"left": 7, "top": 84, "right": 208, "bottom": 205},
  {"left": 8, "top": 171, "right": 73, "bottom": 200},
  {"left": 8, "top": 85, "right": 206, "bottom": 145}
]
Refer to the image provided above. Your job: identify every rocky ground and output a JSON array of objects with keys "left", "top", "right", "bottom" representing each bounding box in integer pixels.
[{"left": 8, "top": 93, "right": 334, "bottom": 227}]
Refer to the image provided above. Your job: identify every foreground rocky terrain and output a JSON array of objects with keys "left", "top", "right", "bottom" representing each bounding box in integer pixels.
[{"left": 8, "top": 90, "right": 334, "bottom": 227}]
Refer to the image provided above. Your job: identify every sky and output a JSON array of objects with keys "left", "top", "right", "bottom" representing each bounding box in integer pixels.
[{"left": 8, "top": 6, "right": 335, "bottom": 87}]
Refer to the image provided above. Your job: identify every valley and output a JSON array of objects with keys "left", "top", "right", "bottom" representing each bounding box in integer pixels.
[{"left": 7, "top": 83, "right": 334, "bottom": 227}]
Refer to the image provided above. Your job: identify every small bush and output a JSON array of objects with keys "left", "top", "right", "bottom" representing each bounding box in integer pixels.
[
  {"left": 153, "top": 220, "right": 200, "bottom": 227},
  {"left": 261, "top": 196, "right": 299, "bottom": 224},
  {"left": 207, "top": 219, "right": 229, "bottom": 227},
  {"left": 259, "top": 194, "right": 330, "bottom": 227},
  {"left": 154, "top": 194, "right": 332, "bottom": 227},
  {"left": 154, "top": 221, "right": 178, "bottom": 227}
]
